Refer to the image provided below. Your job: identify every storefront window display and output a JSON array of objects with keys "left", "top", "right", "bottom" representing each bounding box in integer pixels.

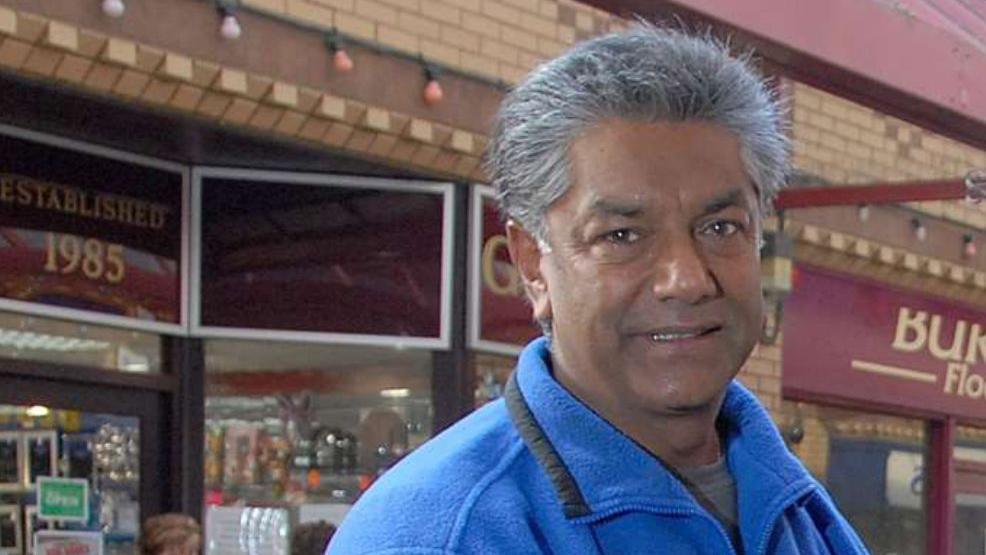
[
  {"left": 0, "top": 404, "right": 140, "bottom": 555},
  {"left": 954, "top": 425, "right": 986, "bottom": 554},
  {"left": 0, "top": 311, "right": 160, "bottom": 373},
  {"left": 783, "top": 401, "right": 928, "bottom": 554},
  {"left": 473, "top": 353, "right": 516, "bottom": 409},
  {"left": 203, "top": 339, "right": 432, "bottom": 526}
]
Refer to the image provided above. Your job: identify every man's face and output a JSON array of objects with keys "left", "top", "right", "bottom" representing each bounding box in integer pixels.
[{"left": 511, "top": 120, "right": 763, "bottom": 417}]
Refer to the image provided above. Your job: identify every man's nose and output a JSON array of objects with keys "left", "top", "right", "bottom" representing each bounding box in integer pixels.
[{"left": 649, "top": 233, "right": 719, "bottom": 304}]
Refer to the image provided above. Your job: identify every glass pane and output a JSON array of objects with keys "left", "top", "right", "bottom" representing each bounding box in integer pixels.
[
  {"left": 954, "top": 425, "right": 986, "bottom": 554},
  {"left": 0, "top": 311, "right": 161, "bottom": 372},
  {"left": 474, "top": 192, "right": 541, "bottom": 348},
  {"left": 199, "top": 177, "right": 446, "bottom": 338},
  {"left": 473, "top": 353, "right": 516, "bottom": 409},
  {"left": 782, "top": 401, "right": 927, "bottom": 554},
  {"left": 203, "top": 339, "right": 432, "bottom": 542},
  {"left": 0, "top": 132, "right": 183, "bottom": 324},
  {"left": 0, "top": 404, "right": 139, "bottom": 554}
]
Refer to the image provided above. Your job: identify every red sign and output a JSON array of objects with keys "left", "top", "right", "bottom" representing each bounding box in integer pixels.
[
  {"left": 783, "top": 265, "right": 986, "bottom": 421},
  {"left": 0, "top": 133, "right": 183, "bottom": 324},
  {"left": 472, "top": 193, "right": 540, "bottom": 350}
]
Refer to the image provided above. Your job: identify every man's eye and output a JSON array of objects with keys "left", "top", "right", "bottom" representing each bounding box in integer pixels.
[
  {"left": 604, "top": 229, "right": 639, "bottom": 244},
  {"left": 700, "top": 221, "right": 741, "bottom": 237}
]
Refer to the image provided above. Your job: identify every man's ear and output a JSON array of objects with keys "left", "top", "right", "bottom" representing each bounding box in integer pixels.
[{"left": 505, "top": 221, "right": 552, "bottom": 323}]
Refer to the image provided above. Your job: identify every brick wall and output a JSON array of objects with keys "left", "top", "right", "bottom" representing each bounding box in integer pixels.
[
  {"left": 242, "top": 0, "right": 621, "bottom": 84},
  {"left": 791, "top": 81, "right": 986, "bottom": 229}
]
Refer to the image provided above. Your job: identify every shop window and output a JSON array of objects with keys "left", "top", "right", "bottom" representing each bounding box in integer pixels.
[
  {"left": 954, "top": 425, "right": 986, "bottom": 554},
  {"left": 781, "top": 401, "right": 928, "bottom": 554},
  {"left": 473, "top": 353, "right": 516, "bottom": 409},
  {"left": 0, "top": 404, "right": 139, "bottom": 554},
  {"left": 203, "top": 339, "right": 432, "bottom": 533},
  {"left": 0, "top": 131, "right": 184, "bottom": 330},
  {"left": 197, "top": 173, "right": 449, "bottom": 343},
  {"left": 0, "top": 311, "right": 160, "bottom": 373}
]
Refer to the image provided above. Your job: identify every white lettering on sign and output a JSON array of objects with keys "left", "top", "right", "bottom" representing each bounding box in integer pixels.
[
  {"left": 886, "top": 307, "right": 986, "bottom": 400},
  {"left": 45, "top": 490, "right": 81, "bottom": 507},
  {"left": 892, "top": 307, "right": 986, "bottom": 364}
]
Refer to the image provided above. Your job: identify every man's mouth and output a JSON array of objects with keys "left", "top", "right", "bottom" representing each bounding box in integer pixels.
[{"left": 646, "top": 325, "right": 722, "bottom": 343}]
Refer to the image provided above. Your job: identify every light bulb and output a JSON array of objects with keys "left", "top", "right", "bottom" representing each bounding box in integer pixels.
[
  {"left": 912, "top": 219, "right": 927, "bottom": 242},
  {"left": 220, "top": 14, "right": 241, "bottom": 40},
  {"left": 333, "top": 49, "right": 354, "bottom": 72},
  {"left": 964, "top": 235, "right": 976, "bottom": 258},
  {"left": 102, "top": 0, "right": 125, "bottom": 17},
  {"left": 423, "top": 79, "right": 444, "bottom": 105},
  {"left": 857, "top": 204, "right": 870, "bottom": 222}
]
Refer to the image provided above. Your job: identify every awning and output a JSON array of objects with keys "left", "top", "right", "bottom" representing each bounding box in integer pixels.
[{"left": 583, "top": 0, "right": 986, "bottom": 152}]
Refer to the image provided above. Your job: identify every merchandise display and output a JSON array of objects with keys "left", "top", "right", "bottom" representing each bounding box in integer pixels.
[{"left": 0, "top": 408, "right": 139, "bottom": 555}]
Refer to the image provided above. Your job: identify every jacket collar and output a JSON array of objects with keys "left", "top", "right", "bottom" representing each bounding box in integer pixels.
[{"left": 508, "top": 337, "right": 816, "bottom": 527}]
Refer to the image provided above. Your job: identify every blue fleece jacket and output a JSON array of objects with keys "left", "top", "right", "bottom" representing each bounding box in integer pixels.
[{"left": 328, "top": 338, "right": 869, "bottom": 554}]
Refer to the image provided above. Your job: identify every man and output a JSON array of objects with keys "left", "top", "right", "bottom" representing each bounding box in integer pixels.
[{"left": 329, "top": 24, "right": 867, "bottom": 554}]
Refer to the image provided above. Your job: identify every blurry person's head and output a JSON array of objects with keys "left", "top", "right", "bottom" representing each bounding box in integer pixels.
[
  {"left": 139, "top": 513, "right": 202, "bottom": 555},
  {"left": 291, "top": 520, "right": 337, "bottom": 555}
]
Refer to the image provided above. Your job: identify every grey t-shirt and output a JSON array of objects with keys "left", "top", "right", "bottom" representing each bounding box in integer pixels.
[{"left": 678, "top": 458, "right": 742, "bottom": 553}]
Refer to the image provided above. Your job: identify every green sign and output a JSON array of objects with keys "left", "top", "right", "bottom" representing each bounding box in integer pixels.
[{"left": 37, "top": 477, "right": 89, "bottom": 522}]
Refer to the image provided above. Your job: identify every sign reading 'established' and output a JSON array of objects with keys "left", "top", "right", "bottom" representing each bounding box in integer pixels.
[{"left": 782, "top": 265, "right": 986, "bottom": 420}]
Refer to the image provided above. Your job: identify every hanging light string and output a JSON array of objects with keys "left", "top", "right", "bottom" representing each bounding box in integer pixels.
[{"left": 101, "top": 0, "right": 125, "bottom": 18}]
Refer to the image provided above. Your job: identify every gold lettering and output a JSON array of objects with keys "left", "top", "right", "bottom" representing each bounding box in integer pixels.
[
  {"left": 482, "top": 234, "right": 521, "bottom": 297},
  {"left": 892, "top": 308, "right": 927, "bottom": 353},
  {"left": 133, "top": 203, "right": 147, "bottom": 228},
  {"left": 16, "top": 181, "right": 31, "bottom": 205},
  {"left": 928, "top": 316, "right": 967, "bottom": 362},
  {"left": 945, "top": 362, "right": 966, "bottom": 395},
  {"left": 34, "top": 184, "right": 48, "bottom": 209},
  {"left": 78, "top": 190, "right": 94, "bottom": 218},
  {"left": 149, "top": 206, "right": 166, "bottom": 229},
  {"left": 62, "top": 188, "right": 78, "bottom": 214},
  {"left": 0, "top": 179, "right": 12, "bottom": 203},
  {"left": 100, "top": 197, "right": 116, "bottom": 220},
  {"left": 2, "top": 174, "right": 171, "bottom": 232},
  {"left": 44, "top": 187, "right": 62, "bottom": 211},
  {"left": 117, "top": 199, "right": 133, "bottom": 224}
]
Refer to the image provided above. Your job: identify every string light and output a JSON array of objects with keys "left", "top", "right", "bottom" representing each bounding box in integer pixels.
[
  {"left": 101, "top": 0, "right": 125, "bottom": 17},
  {"left": 423, "top": 65, "right": 443, "bottom": 105},
  {"left": 220, "top": 12, "right": 241, "bottom": 39},
  {"left": 964, "top": 234, "right": 976, "bottom": 259},
  {"left": 325, "top": 32, "right": 354, "bottom": 72},
  {"left": 857, "top": 204, "right": 870, "bottom": 222},
  {"left": 217, "top": 1, "right": 241, "bottom": 40},
  {"left": 911, "top": 218, "right": 927, "bottom": 242}
]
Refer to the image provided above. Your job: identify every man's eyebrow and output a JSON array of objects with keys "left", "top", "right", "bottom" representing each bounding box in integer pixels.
[
  {"left": 586, "top": 196, "right": 644, "bottom": 218},
  {"left": 701, "top": 188, "right": 751, "bottom": 216}
]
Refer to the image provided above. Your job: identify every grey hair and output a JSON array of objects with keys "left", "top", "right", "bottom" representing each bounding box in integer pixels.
[{"left": 485, "top": 23, "right": 789, "bottom": 245}]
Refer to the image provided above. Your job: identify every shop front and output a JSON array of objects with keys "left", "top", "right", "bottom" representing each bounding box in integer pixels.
[
  {"left": 782, "top": 264, "right": 986, "bottom": 554},
  {"left": 0, "top": 117, "right": 465, "bottom": 552},
  {"left": 0, "top": 125, "right": 187, "bottom": 553}
]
